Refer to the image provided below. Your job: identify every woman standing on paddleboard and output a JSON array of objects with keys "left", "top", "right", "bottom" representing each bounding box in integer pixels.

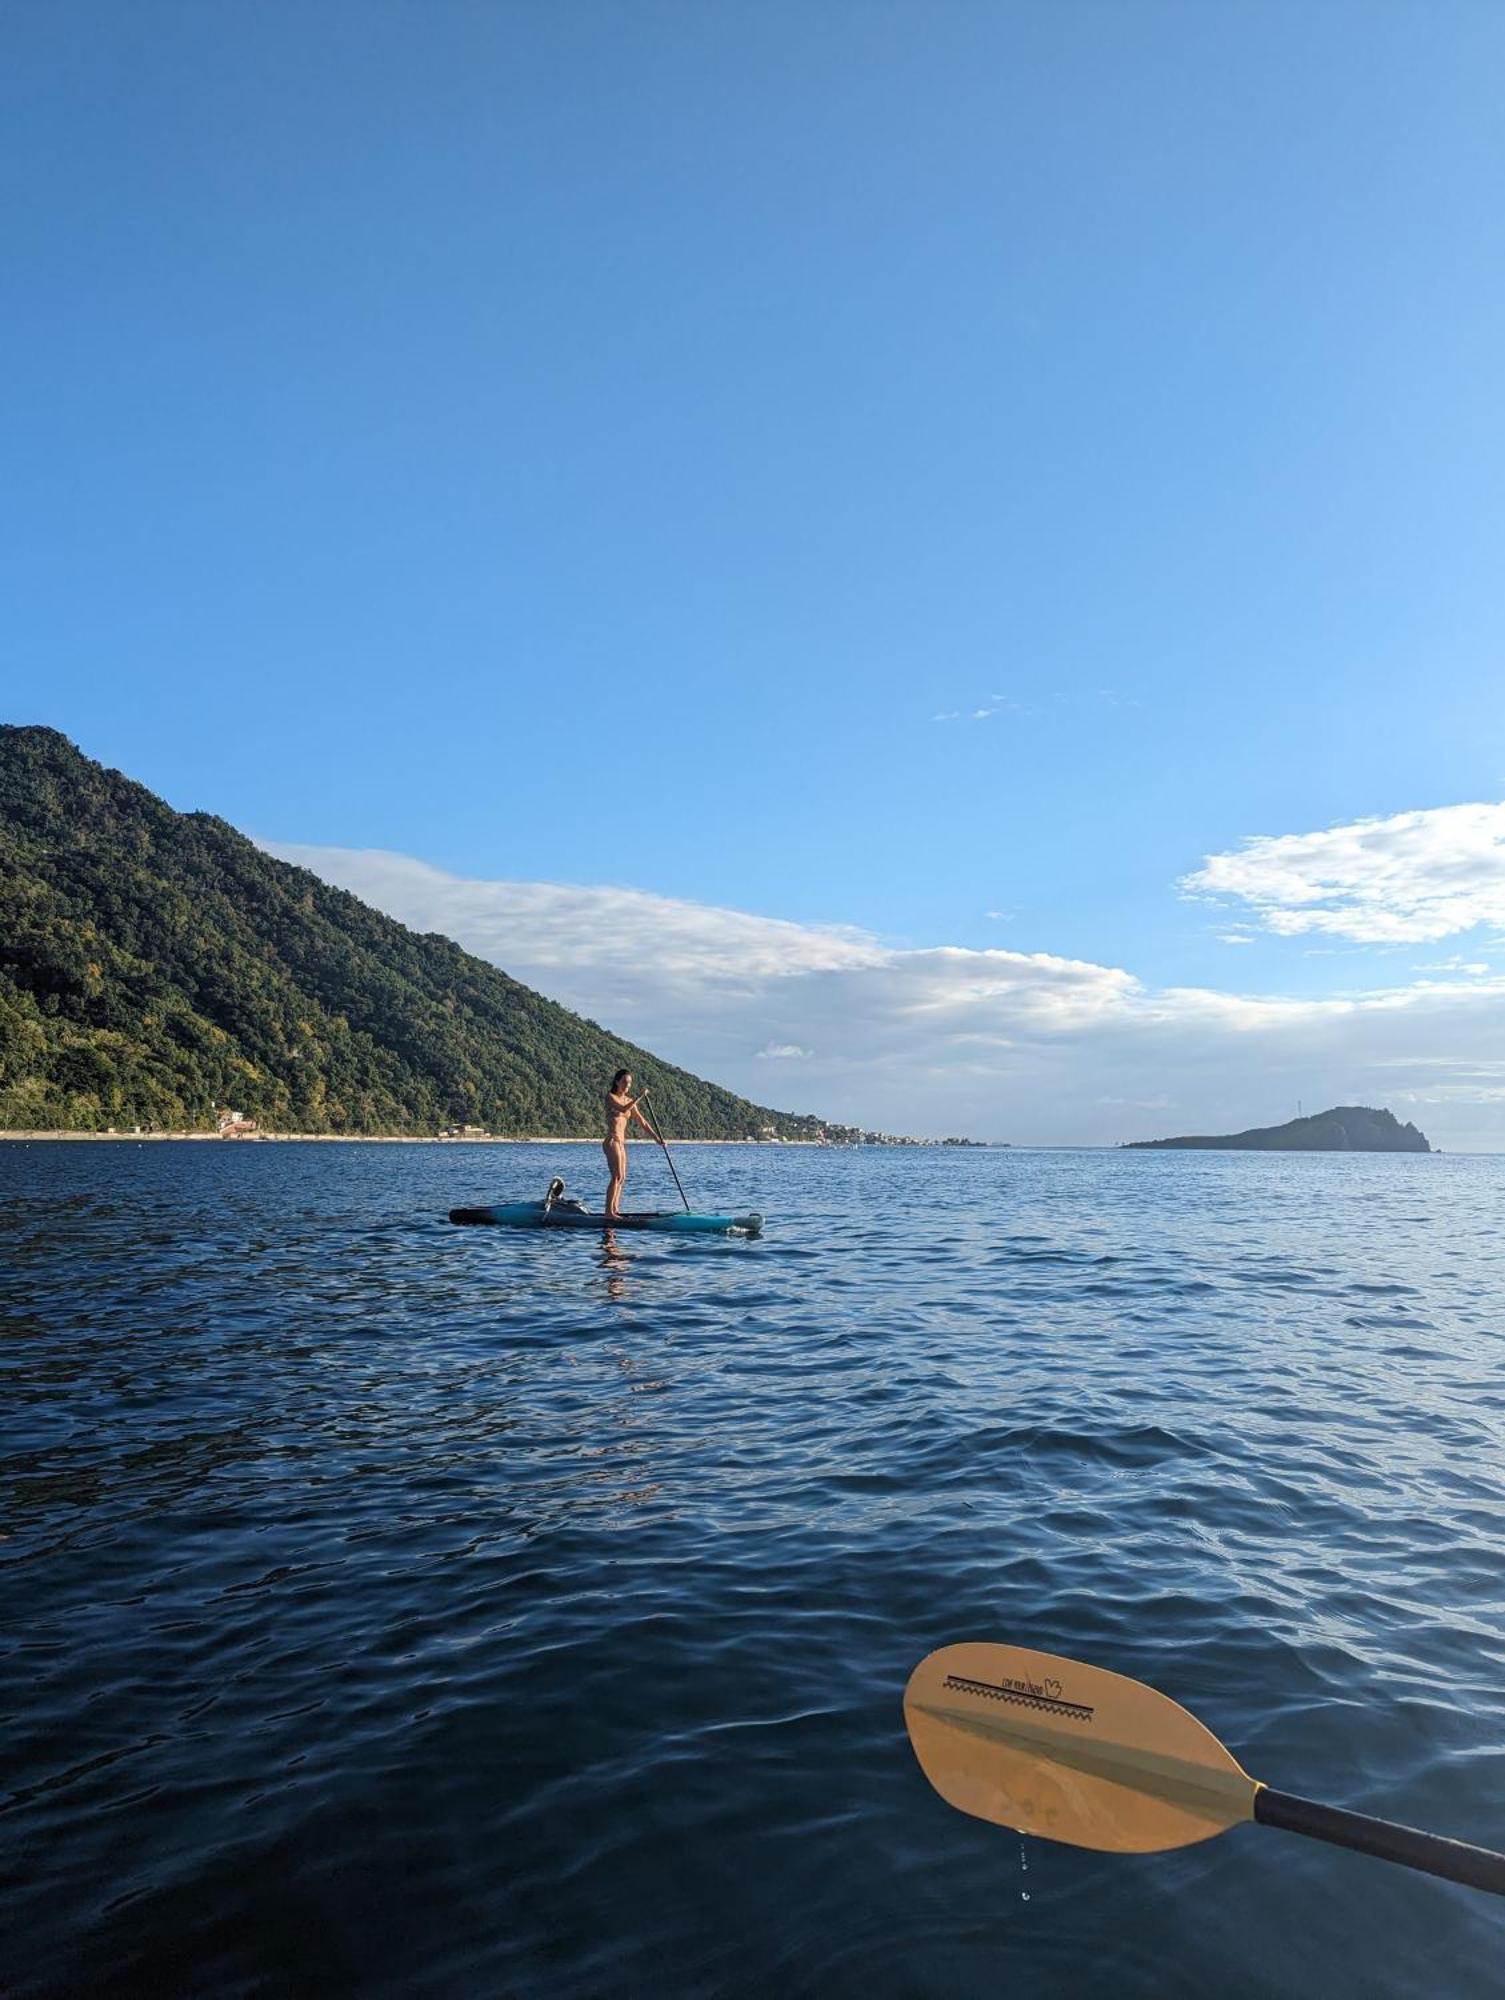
[{"left": 603, "top": 1070, "right": 654, "bottom": 1219}]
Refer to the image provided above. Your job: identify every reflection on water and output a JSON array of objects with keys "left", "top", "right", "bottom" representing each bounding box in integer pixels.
[
  {"left": 598, "top": 1226, "right": 634, "bottom": 1303},
  {"left": 3, "top": 1140, "right": 1504, "bottom": 1998}
]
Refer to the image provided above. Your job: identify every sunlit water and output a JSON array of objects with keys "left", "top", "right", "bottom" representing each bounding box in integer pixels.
[{"left": 4, "top": 1141, "right": 1503, "bottom": 1997}]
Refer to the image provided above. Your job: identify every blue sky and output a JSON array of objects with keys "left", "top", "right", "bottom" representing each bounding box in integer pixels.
[{"left": 6, "top": 3, "right": 1505, "bottom": 1142}]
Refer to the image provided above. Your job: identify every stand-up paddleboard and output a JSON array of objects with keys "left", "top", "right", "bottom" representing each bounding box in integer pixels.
[{"left": 449, "top": 1200, "right": 764, "bottom": 1236}]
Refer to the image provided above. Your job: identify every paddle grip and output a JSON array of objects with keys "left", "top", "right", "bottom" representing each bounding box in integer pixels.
[{"left": 1254, "top": 1786, "right": 1505, "bottom": 1897}]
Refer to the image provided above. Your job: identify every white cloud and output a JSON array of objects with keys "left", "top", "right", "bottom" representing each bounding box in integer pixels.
[
  {"left": 1184, "top": 801, "right": 1505, "bottom": 944},
  {"left": 933, "top": 695, "right": 1024, "bottom": 723},
  {"left": 270, "top": 846, "right": 881, "bottom": 991},
  {"left": 263, "top": 838, "right": 1505, "bottom": 1149}
]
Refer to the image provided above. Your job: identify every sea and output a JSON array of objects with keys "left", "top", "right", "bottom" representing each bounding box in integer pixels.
[{"left": 3, "top": 1140, "right": 1503, "bottom": 1997}]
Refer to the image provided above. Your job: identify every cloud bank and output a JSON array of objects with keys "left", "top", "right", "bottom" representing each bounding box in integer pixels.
[
  {"left": 1185, "top": 801, "right": 1505, "bottom": 944},
  {"left": 266, "top": 831, "right": 1505, "bottom": 1149}
]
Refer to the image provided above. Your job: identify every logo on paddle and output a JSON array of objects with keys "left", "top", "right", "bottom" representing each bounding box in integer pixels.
[{"left": 944, "top": 1669, "right": 1095, "bottom": 1723}]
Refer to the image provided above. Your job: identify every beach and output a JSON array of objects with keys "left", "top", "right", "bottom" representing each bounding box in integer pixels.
[{"left": 0, "top": 1130, "right": 828, "bottom": 1144}]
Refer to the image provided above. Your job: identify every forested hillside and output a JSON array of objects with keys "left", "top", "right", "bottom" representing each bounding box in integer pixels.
[{"left": 0, "top": 727, "right": 835, "bottom": 1139}]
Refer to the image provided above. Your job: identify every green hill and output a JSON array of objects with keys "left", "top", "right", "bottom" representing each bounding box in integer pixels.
[
  {"left": 1125, "top": 1106, "right": 1431, "bottom": 1152},
  {"left": 0, "top": 726, "right": 842, "bottom": 1140}
]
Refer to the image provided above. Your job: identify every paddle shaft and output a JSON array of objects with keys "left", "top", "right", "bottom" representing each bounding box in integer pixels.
[
  {"left": 639, "top": 1096, "right": 691, "bottom": 1210},
  {"left": 1256, "top": 1786, "right": 1505, "bottom": 1896}
]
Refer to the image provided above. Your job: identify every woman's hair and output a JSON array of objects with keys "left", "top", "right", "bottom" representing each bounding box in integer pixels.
[{"left": 611, "top": 1069, "right": 631, "bottom": 1092}]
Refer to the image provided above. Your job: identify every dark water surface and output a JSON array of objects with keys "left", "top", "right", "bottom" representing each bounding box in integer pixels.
[{"left": 4, "top": 1141, "right": 1503, "bottom": 1997}]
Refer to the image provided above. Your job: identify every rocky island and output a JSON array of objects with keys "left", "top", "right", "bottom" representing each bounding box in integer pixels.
[{"left": 1125, "top": 1105, "right": 1431, "bottom": 1153}]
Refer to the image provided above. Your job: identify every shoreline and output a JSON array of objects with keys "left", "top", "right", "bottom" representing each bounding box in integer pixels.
[{"left": 0, "top": 1131, "right": 835, "bottom": 1146}]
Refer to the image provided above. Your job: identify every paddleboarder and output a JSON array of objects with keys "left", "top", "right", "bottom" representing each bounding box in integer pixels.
[{"left": 603, "top": 1070, "right": 655, "bottom": 1218}]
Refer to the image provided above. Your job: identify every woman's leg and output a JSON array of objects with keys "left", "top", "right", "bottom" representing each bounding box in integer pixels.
[{"left": 604, "top": 1138, "right": 627, "bottom": 1217}]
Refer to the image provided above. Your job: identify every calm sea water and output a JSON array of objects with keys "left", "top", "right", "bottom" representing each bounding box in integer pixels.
[{"left": 3, "top": 1140, "right": 1503, "bottom": 1997}]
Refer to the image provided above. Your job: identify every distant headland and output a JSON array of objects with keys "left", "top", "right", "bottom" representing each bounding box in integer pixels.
[
  {"left": 1125, "top": 1105, "right": 1431, "bottom": 1153},
  {"left": 0, "top": 727, "right": 837, "bottom": 1142},
  {"left": 0, "top": 727, "right": 996, "bottom": 1146}
]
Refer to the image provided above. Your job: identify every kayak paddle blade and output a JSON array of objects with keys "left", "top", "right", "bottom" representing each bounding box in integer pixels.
[{"left": 904, "top": 1642, "right": 1258, "bottom": 1854}]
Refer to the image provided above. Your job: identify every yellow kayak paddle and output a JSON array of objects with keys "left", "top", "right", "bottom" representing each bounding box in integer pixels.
[{"left": 904, "top": 1641, "right": 1505, "bottom": 1896}]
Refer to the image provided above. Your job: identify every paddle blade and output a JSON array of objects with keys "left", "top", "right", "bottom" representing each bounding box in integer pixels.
[{"left": 904, "top": 1642, "right": 1258, "bottom": 1854}]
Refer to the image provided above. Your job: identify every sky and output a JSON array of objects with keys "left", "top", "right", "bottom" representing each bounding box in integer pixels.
[{"left": 5, "top": 2, "right": 1505, "bottom": 1145}]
